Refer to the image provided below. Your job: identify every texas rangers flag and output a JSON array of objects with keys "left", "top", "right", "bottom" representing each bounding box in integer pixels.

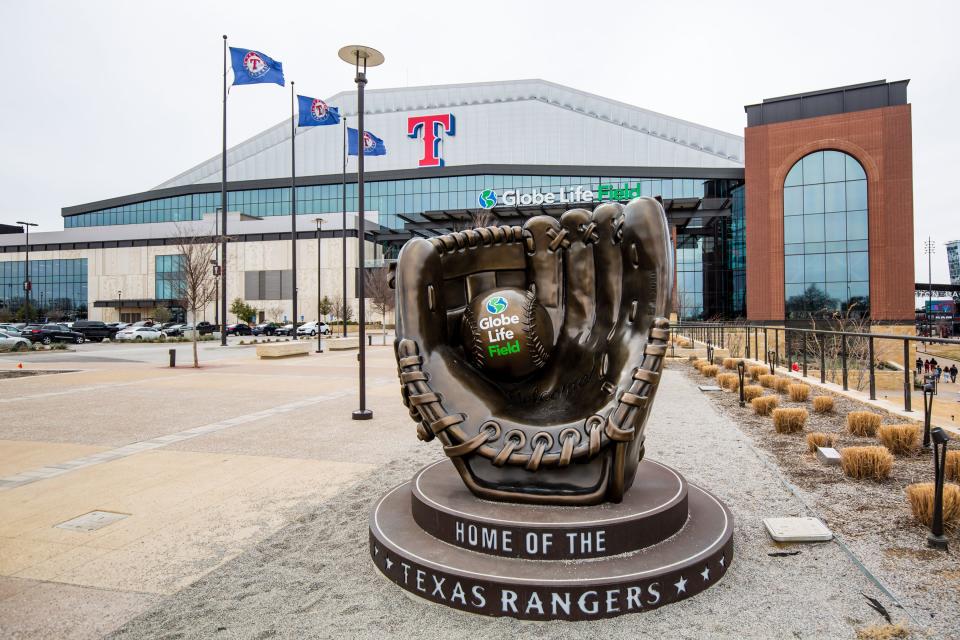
[
  {"left": 229, "top": 47, "right": 285, "bottom": 86},
  {"left": 347, "top": 128, "right": 387, "bottom": 156},
  {"left": 297, "top": 95, "right": 340, "bottom": 127}
]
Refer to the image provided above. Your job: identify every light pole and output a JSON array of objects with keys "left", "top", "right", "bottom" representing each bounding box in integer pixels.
[
  {"left": 928, "top": 427, "right": 950, "bottom": 550},
  {"left": 315, "top": 217, "right": 324, "bottom": 354},
  {"left": 16, "top": 221, "right": 37, "bottom": 322},
  {"left": 210, "top": 259, "right": 220, "bottom": 327},
  {"left": 117, "top": 290, "right": 122, "bottom": 323},
  {"left": 339, "top": 44, "right": 383, "bottom": 422},
  {"left": 924, "top": 238, "right": 935, "bottom": 333}
]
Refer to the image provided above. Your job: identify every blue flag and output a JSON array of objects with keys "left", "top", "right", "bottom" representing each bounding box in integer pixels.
[
  {"left": 229, "top": 47, "right": 285, "bottom": 86},
  {"left": 297, "top": 95, "right": 340, "bottom": 127},
  {"left": 347, "top": 128, "right": 387, "bottom": 156}
]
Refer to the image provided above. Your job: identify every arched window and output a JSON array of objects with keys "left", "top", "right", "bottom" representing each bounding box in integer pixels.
[{"left": 783, "top": 150, "right": 869, "bottom": 318}]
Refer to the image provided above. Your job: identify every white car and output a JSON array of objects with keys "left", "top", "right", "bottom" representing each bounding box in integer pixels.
[
  {"left": 0, "top": 330, "right": 30, "bottom": 351},
  {"left": 0, "top": 324, "right": 22, "bottom": 336},
  {"left": 115, "top": 326, "right": 164, "bottom": 341},
  {"left": 296, "top": 321, "right": 331, "bottom": 336}
]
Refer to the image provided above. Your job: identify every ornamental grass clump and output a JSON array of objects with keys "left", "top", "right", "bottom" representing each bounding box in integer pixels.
[
  {"left": 840, "top": 446, "right": 893, "bottom": 480},
  {"left": 716, "top": 372, "right": 739, "bottom": 391},
  {"left": 847, "top": 411, "right": 882, "bottom": 437},
  {"left": 749, "top": 365, "right": 769, "bottom": 381},
  {"left": 759, "top": 374, "right": 777, "bottom": 388},
  {"left": 905, "top": 482, "right": 960, "bottom": 530},
  {"left": 774, "top": 377, "right": 793, "bottom": 394},
  {"left": 742, "top": 385, "right": 764, "bottom": 402},
  {"left": 692, "top": 359, "right": 706, "bottom": 371},
  {"left": 772, "top": 408, "right": 808, "bottom": 434},
  {"left": 806, "top": 432, "right": 837, "bottom": 453},
  {"left": 877, "top": 424, "right": 922, "bottom": 455},
  {"left": 722, "top": 357, "right": 739, "bottom": 370},
  {"left": 947, "top": 451, "right": 960, "bottom": 482},
  {"left": 701, "top": 364, "right": 719, "bottom": 378},
  {"left": 752, "top": 395, "right": 778, "bottom": 416},
  {"left": 788, "top": 383, "right": 811, "bottom": 402},
  {"left": 812, "top": 395, "right": 834, "bottom": 413}
]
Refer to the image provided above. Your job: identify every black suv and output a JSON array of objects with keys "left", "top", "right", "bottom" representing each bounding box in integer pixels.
[
  {"left": 226, "top": 323, "right": 253, "bottom": 336},
  {"left": 72, "top": 320, "right": 119, "bottom": 342},
  {"left": 196, "top": 321, "right": 216, "bottom": 335},
  {"left": 23, "top": 323, "right": 85, "bottom": 345},
  {"left": 252, "top": 322, "right": 279, "bottom": 336}
]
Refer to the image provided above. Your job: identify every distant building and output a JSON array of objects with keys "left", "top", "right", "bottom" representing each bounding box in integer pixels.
[{"left": 947, "top": 240, "right": 960, "bottom": 286}]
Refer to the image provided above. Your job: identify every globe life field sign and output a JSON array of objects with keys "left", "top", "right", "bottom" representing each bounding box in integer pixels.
[{"left": 477, "top": 183, "right": 649, "bottom": 209}]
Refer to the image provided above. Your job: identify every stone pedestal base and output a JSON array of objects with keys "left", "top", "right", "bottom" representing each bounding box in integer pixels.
[{"left": 369, "top": 460, "right": 733, "bottom": 620}]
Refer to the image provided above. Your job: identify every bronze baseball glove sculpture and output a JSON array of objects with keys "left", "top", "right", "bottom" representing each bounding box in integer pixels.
[{"left": 394, "top": 197, "right": 672, "bottom": 505}]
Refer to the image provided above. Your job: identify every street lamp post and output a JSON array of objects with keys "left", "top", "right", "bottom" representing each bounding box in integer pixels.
[
  {"left": 928, "top": 427, "right": 950, "bottom": 550},
  {"left": 117, "top": 290, "right": 122, "bottom": 323},
  {"left": 16, "top": 221, "right": 37, "bottom": 322},
  {"left": 210, "top": 259, "right": 220, "bottom": 327},
  {"left": 315, "top": 218, "right": 324, "bottom": 354},
  {"left": 339, "top": 44, "right": 384, "bottom": 422},
  {"left": 737, "top": 360, "right": 746, "bottom": 407},
  {"left": 924, "top": 238, "right": 935, "bottom": 324}
]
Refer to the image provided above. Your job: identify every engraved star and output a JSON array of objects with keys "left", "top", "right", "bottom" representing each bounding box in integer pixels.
[
  {"left": 701, "top": 566, "right": 710, "bottom": 581},
  {"left": 674, "top": 576, "right": 687, "bottom": 594},
  {"left": 719, "top": 556, "right": 725, "bottom": 567},
  {"left": 385, "top": 557, "right": 393, "bottom": 570}
]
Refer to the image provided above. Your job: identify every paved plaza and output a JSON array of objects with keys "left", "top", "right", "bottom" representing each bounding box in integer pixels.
[{"left": 0, "top": 343, "right": 936, "bottom": 638}]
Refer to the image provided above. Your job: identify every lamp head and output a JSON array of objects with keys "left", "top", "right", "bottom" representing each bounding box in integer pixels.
[
  {"left": 931, "top": 427, "right": 950, "bottom": 446},
  {"left": 338, "top": 45, "right": 385, "bottom": 68}
]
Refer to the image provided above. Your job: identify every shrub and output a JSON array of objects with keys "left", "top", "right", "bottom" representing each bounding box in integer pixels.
[
  {"left": 759, "top": 374, "right": 777, "bottom": 388},
  {"left": 717, "top": 372, "right": 739, "bottom": 390},
  {"left": 840, "top": 446, "right": 893, "bottom": 480},
  {"left": 877, "top": 424, "right": 921, "bottom": 455},
  {"left": 788, "top": 384, "right": 811, "bottom": 402},
  {"left": 692, "top": 359, "right": 706, "bottom": 371},
  {"left": 701, "top": 365, "right": 719, "bottom": 378},
  {"left": 905, "top": 482, "right": 960, "bottom": 530},
  {"left": 749, "top": 365, "right": 769, "bottom": 381},
  {"left": 855, "top": 623, "right": 910, "bottom": 640},
  {"left": 847, "top": 411, "right": 882, "bottom": 437},
  {"left": 722, "top": 357, "right": 738, "bottom": 370},
  {"left": 774, "top": 377, "right": 793, "bottom": 394},
  {"left": 743, "top": 385, "right": 764, "bottom": 402},
  {"left": 806, "top": 432, "right": 837, "bottom": 452},
  {"left": 752, "top": 395, "right": 778, "bottom": 416},
  {"left": 772, "top": 408, "right": 808, "bottom": 434},
  {"left": 947, "top": 451, "right": 960, "bottom": 482},
  {"left": 812, "top": 396, "right": 834, "bottom": 413}
]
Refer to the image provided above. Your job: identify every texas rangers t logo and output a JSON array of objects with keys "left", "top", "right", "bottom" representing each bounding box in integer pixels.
[
  {"left": 407, "top": 113, "right": 456, "bottom": 167},
  {"left": 311, "top": 99, "right": 329, "bottom": 121},
  {"left": 242, "top": 51, "right": 269, "bottom": 78}
]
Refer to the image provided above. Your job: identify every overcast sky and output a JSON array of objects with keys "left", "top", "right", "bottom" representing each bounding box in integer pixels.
[{"left": 1, "top": 0, "right": 957, "bottom": 281}]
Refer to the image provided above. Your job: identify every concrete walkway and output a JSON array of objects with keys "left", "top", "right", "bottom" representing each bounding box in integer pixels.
[{"left": 0, "top": 347, "right": 910, "bottom": 638}]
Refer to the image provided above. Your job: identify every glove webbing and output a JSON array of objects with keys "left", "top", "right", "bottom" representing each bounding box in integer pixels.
[{"left": 604, "top": 318, "right": 670, "bottom": 443}]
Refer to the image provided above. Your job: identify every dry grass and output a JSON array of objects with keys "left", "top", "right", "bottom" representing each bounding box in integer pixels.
[
  {"left": 905, "top": 482, "right": 960, "bottom": 531},
  {"left": 716, "top": 372, "right": 739, "bottom": 391},
  {"left": 749, "top": 365, "right": 769, "bottom": 381},
  {"left": 752, "top": 395, "right": 779, "bottom": 416},
  {"left": 759, "top": 374, "right": 777, "bottom": 388},
  {"left": 772, "top": 408, "right": 808, "bottom": 434},
  {"left": 788, "top": 384, "right": 811, "bottom": 402},
  {"left": 701, "top": 364, "right": 719, "bottom": 378},
  {"left": 722, "top": 357, "right": 739, "bottom": 370},
  {"left": 840, "top": 446, "right": 893, "bottom": 480},
  {"left": 774, "top": 377, "right": 793, "bottom": 394},
  {"left": 877, "top": 424, "right": 922, "bottom": 455},
  {"left": 692, "top": 359, "right": 706, "bottom": 371},
  {"left": 676, "top": 337, "right": 691, "bottom": 348},
  {"left": 806, "top": 432, "right": 837, "bottom": 452},
  {"left": 847, "top": 411, "right": 882, "bottom": 437},
  {"left": 743, "top": 385, "right": 764, "bottom": 402},
  {"left": 812, "top": 395, "right": 835, "bottom": 413},
  {"left": 855, "top": 622, "right": 910, "bottom": 640},
  {"left": 947, "top": 450, "right": 960, "bottom": 482}
]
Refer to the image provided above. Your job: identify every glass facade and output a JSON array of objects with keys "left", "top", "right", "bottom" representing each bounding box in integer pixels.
[
  {"left": 0, "top": 259, "right": 88, "bottom": 319},
  {"left": 64, "top": 175, "right": 710, "bottom": 232},
  {"left": 155, "top": 254, "right": 185, "bottom": 300},
  {"left": 729, "top": 185, "right": 746, "bottom": 316},
  {"left": 783, "top": 150, "right": 869, "bottom": 318},
  {"left": 676, "top": 237, "right": 704, "bottom": 319}
]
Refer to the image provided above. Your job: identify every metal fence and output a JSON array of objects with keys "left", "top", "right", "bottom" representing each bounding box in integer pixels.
[{"left": 669, "top": 322, "right": 960, "bottom": 413}]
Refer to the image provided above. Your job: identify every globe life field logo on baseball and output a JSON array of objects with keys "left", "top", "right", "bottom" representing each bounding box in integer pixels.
[
  {"left": 481, "top": 296, "right": 520, "bottom": 357},
  {"left": 463, "top": 287, "right": 552, "bottom": 379}
]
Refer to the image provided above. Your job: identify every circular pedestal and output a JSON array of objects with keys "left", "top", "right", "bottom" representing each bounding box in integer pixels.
[
  {"left": 369, "top": 459, "right": 733, "bottom": 621},
  {"left": 411, "top": 460, "right": 688, "bottom": 559}
]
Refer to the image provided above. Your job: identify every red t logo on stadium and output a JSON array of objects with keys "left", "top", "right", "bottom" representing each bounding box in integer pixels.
[{"left": 407, "top": 114, "right": 456, "bottom": 167}]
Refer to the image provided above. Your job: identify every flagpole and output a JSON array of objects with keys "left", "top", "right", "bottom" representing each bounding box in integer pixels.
[
  {"left": 290, "top": 81, "right": 298, "bottom": 338},
  {"left": 220, "top": 34, "right": 228, "bottom": 347},
  {"left": 341, "top": 115, "right": 348, "bottom": 339}
]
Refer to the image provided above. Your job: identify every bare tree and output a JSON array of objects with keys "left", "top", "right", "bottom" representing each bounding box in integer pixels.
[
  {"left": 332, "top": 293, "right": 353, "bottom": 327},
  {"left": 365, "top": 267, "right": 395, "bottom": 344},
  {"left": 452, "top": 209, "right": 495, "bottom": 232},
  {"left": 266, "top": 304, "right": 285, "bottom": 324},
  {"left": 173, "top": 223, "right": 219, "bottom": 368}
]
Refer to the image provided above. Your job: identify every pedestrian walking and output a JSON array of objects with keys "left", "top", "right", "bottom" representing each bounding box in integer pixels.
[
  {"left": 924, "top": 359, "right": 931, "bottom": 373},
  {"left": 931, "top": 358, "right": 939, "bottom": 369},
  {"left": 915, "top": 357, "right": 923, "bottom": 374},
  {"left": 950, "top": 364, "right": 958, "bottom": 383},
  {"left": 935, "top": 365, "right": 943, "bottom": 382}
]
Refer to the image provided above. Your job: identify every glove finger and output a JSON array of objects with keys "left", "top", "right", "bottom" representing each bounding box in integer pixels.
[
  {"left": 521, "top": 216, "right": 563, "bottom": 343},
  {"left": 620, "top": 197, "right": 673, "bottom": 322},
  {"left": 588, "top": 202, "right": 624, "bottom": 343},
  {"left": 395, "top": 238, "right": 447, "bottom": 351},
  {"left": 556, "top": 208, "right": 595, "bottom": 340}
]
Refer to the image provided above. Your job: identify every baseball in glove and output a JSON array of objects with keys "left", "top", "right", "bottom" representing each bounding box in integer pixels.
[{"left": 393, "top": 197, "right": 672, "bottom": 505}]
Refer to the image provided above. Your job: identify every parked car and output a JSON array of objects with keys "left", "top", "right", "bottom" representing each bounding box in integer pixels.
[
  {"left": 274, "top": 323, "right": 295, "bottom": 336},
  {"left": 252, "top": 322, "right": 279, "bottom": 336},
  {"left": 225, "top": 323, "right": 253, "bottom": 336},
  {"left": 296, "top": 321, "right": 331, "bottom": 337},
  {"left": 0, "top": 330, "right": 30, "bottom": 351},
  {"left": 23, "top": 323, "right": 85, "bottom": 345},
  {"left": 163, "top": 324, "right": 196, "bottom": 337},
  {"left": 115, "top": 326, "right": 164, "bottom": 341},
  {"left": 196, "top": 321, "right": 216, "bottom": 335},
  {"left": 0, "top": 323, "right": 22, "bottom": 336},
  {"left": 71, "top": 320, "right": 120, "bottom": 342}
]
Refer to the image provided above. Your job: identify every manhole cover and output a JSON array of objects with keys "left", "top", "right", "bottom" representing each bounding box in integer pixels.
[
  {"left": 763, "top": 517, "right": 833, "bottom": 542},
  {"left": 55, "top": 511, "right": 129, "bottom": 532},
  {"left": 698, "top": 385, "right": 723, "bottom": 392}
]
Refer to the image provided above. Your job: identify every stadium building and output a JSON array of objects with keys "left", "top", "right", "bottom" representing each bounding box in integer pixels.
[{"left": 0, "top": 78, "right": 915, "bottom": 326}]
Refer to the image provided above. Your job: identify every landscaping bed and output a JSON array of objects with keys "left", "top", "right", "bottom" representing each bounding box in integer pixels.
[{"left": 674, "top": 358, "right": 960, "bottom": 638}]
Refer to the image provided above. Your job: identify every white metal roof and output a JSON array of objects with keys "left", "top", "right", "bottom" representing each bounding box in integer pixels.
[{"left": 156, "top": 79, "right": 743, "bottom": 189}]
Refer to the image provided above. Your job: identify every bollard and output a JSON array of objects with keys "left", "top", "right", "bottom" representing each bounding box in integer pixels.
[
  {"left": 368, "top": 334, "right": 373, "bottom": 347},
  {"left": 168, "top": 349, "right": 176, "bottom": 368}
]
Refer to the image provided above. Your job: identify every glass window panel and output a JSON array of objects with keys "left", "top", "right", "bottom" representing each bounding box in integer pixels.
[
  {"left": 824, "top": 212, "right": 846, "bottom": 241},
  {"left": 849, "top": 281, "right": 869, "bottom": 301},
  {"left": 824, "top": 182, "right": 845, "bottom": 213},
  {"left": 784, "top": 162, "right": 803, "bottom": 187},
  {"left": 785, "top": 243, "right": 804, "bottom": 255},
  {"left": 848, "top": 252, "right": 869, "bottom": 281},
  {"left": 847, "top": 239, "right": 868, "bottom": 252},
  {"left": 785, "top": 255, "right": 804, "bottom": 283},
  {"left": 825, "top": 253, "right": 846, "bottom": 282},
  {"left": 823, "top": 151, "right": 846, "bottom": 182},
  {"left": 784, "top": 216, "right": 804, "bottom": 244},
  {"left": 805, "top": 254, "right": 825, "bottom": 282},
  {"left": 802, "top": 152, "right": 824, "bottom": 184},
  {"left": 804, "top": 242, "right": 825, "bottom": 254},
  {"left": 784, "top": 187, "right": 803, "bottom": 215},
  {"left": 846, "top": 180, "right": 867, "bottom": 210},
  {"left": 845, "top": 155, "right": 866, "bottom": 180},
  {"left": 846, "top": 210, "right": 868, "bottom": 240},
  {"left": 804, "top": 214, "right": 824, "bottom": 242},
  {"left": 803, "top": 184, "right": 824, "bottom": 214},
  {"left": 825, "top": 240, "right": 847, "bottom": 253},
  {"left": 826, "top": 283, "right": 847, "bottom": 307}
]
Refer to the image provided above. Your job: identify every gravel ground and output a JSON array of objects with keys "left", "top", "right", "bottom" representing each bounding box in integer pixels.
[
  {"left": 109, "top": 369, "right": 912, "bottom": 639},
  {"left": 682, "top": 359, "right": 960, "bottom": 639}
]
